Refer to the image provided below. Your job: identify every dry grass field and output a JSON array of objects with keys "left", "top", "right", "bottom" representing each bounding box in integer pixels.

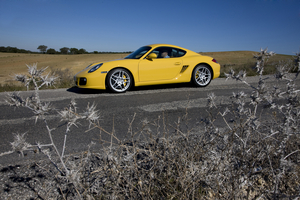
[
  {"left": 202, "top": 51, "right": 294, "bottom": 76},
  {"left": 0, "top": 53, "right": 128, "bottom": 84},
  {"left": 0, "top": 51, "right": 293, "bottom": 85}
]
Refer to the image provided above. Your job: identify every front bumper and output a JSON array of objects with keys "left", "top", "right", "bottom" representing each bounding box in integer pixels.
[
  {"left": 74, "top": 77, "right": 87, "bottom": 86},
  {"left": 74, "top": 73, "right": 107, "bottom": 90}
]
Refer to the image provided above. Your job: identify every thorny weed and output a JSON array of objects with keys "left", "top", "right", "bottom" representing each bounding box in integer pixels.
[
  {"left": 2, "top": 63, "right": 102, "bottom": 197},
  {"left": 219, "top": 49, "right": 300, "bottom": 199},
  {"left": 85, "top": 49, "right": 300, "bottom": 199},
  {"left": 1, "top": 50, "right": 300, "bottom": 199}
]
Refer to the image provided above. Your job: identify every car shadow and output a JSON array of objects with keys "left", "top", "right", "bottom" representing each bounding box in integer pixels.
[
  {"left": 67, "top": 82, "right": 195, "bottom": 94},
  {"left": 131, "top": 82, "right": 194, "bottom": 91},
  {"left": 67, "top": 87, "right": 109, "bottom": 94}
]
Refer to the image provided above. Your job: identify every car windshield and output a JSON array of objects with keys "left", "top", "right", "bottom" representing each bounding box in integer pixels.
[{"left": 125, "top": 46, "right": 152, "bottom": 59}]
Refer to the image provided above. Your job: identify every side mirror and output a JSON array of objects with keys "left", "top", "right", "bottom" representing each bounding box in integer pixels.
[{"left": 146, "top": 53, "right": 157, "bottom": 60}]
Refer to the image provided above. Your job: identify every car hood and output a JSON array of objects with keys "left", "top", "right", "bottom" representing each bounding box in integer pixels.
[{"left": 75, "top": 58, "right": 138, "bottom": 75}]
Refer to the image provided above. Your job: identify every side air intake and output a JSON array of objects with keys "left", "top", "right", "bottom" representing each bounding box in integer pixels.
[{"left": 180, "top": 65, "right": 189, "bottom": 73}]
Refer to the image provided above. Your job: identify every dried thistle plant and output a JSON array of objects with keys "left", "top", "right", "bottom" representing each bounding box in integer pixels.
[
  {"left": 214, "top": 47, "right": 300, "bottom": 198},
  {"left": 253, "top": 47, "right": 276, "bottom": 75},
  {"left": 10, "top": 132, "right": 32, "bottom": 157},
  {"left": 2, "top": 63, "right": 103, "bottom": 197}
]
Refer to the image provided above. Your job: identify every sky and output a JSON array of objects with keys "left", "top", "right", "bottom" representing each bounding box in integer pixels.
[{"left": 0, "top": 0, "right": 299, "bottom": 55}]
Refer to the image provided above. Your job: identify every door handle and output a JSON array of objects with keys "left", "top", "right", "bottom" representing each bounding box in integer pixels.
[{"left": 175, "top": 62, "right": 181, "bottom": 65}]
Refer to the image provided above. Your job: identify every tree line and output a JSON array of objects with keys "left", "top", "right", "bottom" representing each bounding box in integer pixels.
[
  {"left": 37, "top": 45, "right": 89, "bottom": 54},
  {"left": 0, "top": 46, "right": 32, "bottom": 53},
  {"left": 0, "top": 45, "right": 132, "bottom": 54}
]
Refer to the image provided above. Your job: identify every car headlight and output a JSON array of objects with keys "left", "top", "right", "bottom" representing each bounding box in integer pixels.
[{"left": 88, "top": 63, "right": 103, "bottom": 73}]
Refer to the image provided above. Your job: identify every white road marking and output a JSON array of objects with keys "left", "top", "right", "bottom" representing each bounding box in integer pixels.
[
  {"left": 0, "top": 95, "right": 241, "bottom": 125},
  {"left": 138, "top": 96, "right": 231, "bottom": 112}
]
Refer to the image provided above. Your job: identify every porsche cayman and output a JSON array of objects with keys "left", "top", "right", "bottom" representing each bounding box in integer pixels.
[{"left": 74, "top": 44, "right": 220, "bottom": 93}]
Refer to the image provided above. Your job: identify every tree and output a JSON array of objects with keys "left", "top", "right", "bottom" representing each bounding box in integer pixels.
[
  {"left": 46, "top": 48, "right": 56, "bottom": 54},
  {"left": 70, "top": 48, "right": 79, "bottom": 54},
  {"left": 0, "top": 46, "right": 6, "bottom": 52},
  {"left": 78, "top": 48, "right": 87, "bottom": 54},
  {"left": 60, "top": 47, "right": 69, "bottom": 54},
  {"left": 10, "top": 47, "right": 18, "bottom": 53},
  {"left": 37, "top": 45, "right": 47, "bottom": 54}
]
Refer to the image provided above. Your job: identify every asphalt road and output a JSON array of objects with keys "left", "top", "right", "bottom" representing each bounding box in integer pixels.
[{"left": 0, "top": 75, "right": 297, "bottom": 166}]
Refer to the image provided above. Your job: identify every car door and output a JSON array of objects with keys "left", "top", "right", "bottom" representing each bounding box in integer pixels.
[{"left": 138, "top": 47, "right": 183, "bottom": 82}]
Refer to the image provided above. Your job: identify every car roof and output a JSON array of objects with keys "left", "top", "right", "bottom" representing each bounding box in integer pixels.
[
  {"left": 145, "top": 44, "right": 199, "bottom": 56},
  {"left": 146, "top": 44, "right": 183, "bottom": 49}
]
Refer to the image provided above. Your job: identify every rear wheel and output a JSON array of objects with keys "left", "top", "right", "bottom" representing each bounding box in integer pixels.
[
  {"left": 106, "top": 68, "right": 132, "bottom": 93},
  {"left": 192, "top": 64, "right": 212, "bottom": 87}
]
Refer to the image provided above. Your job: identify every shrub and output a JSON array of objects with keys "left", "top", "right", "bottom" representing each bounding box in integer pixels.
[
  {"left": 0, "top": 65, "right": 75, "bottom": 92},
  {"left": 0, "top": 82, "right": 26, "bottom": 92},
  {"left": 49, "top": 67, "right": 74, "bottom": 88}
]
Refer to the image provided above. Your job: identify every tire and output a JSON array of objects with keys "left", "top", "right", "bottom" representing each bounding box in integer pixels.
[
  {"left": 106, "top": 68, "right": 132, "bottom": 93},
  {"left": 192, "top": 64, "right": 212, "bottom": 87}
]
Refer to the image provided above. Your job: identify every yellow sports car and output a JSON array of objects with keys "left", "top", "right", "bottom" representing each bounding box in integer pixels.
[{"left": 74, "top": 44, "right": 220, "bottom": 93}]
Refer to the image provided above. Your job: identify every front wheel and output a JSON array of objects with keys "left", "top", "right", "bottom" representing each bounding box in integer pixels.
[
  {"left": 192, "top": 64, "right": 212, "bottom": 87},
  {"left": 106, "top": 68, "right": 132, "bottom": 93}
]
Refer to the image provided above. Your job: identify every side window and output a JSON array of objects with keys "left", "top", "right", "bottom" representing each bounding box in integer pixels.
[
  {"left": 171, "top": 48, "right": 186, "bottom": 58},
  {"left": 150, "top": 47, "right": 173, "bottom": 58},
  {"left": 149, "top": 47, "right": 186, "bottom": 58}
]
